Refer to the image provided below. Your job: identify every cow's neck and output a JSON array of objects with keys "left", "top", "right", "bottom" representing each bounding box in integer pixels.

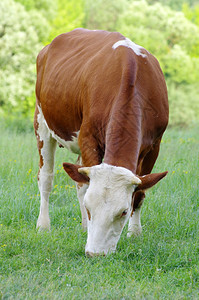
[{"left": 103, "top": 106, "right": 141, "bottom": 173}]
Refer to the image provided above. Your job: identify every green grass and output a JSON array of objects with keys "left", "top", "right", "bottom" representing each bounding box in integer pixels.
[{"left": 0, "top": 121, "right": 199, "bottom": 299}]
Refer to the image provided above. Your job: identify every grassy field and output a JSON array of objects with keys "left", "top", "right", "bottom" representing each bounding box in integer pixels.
[{"left": 0, "top": 121, "right": 198, "bottom": 299}]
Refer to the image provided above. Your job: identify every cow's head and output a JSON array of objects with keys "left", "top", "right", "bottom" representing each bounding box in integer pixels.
[{"left": 63, "top": 163, "right": 167, "bottom": 256}]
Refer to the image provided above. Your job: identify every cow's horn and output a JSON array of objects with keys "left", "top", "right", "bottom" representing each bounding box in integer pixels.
[
  {"left": 132, "top": 175, "right": 142, "bottom": 185},
  {"left": 78, "top": 167, "right": 90, "bottom": 176}
]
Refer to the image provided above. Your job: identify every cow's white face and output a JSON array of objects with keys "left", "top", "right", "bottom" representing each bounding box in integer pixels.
[
  {"left": 79, "top": 164, "right": 141, "bottom": 256},
  {"left": 63, "top": 162, "right": 168, "bottom": 257}
]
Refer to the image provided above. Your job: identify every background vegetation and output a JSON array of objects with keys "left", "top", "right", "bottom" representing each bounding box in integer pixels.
[
  {"left": 1, "top": 1, "right": 199, "bottom": 298},
  {"left": 0, "top": 0, "right": 199, "bottom": 125}
]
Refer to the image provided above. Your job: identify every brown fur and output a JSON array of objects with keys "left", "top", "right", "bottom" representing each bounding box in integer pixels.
[{"left": 34, "top": 29, "right": 169, "bottom": 210}]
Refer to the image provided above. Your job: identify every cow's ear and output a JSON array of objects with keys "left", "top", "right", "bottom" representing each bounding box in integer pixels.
[
  {"left": 63, "top": 163, "right": 90, "bottom": 183},
  {"left": 137, "top": 171, "right": 168, "bottom": 191}
]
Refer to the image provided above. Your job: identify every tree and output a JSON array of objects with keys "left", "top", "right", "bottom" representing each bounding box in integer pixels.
[
  {"left": 147, "top": 0, "right": 199, "bottom": 10},
  {"left": 117, "top": 0, "right": 199, "bottom": 84},
  {"left": 183, "top": 3, "right": 199, "bottom": 27},
  {"left": 47, "top": 0, "right": 84, "bottom": 43},
  {"left": 0, "top": 0, "right": 49, "bottom": 115},
  {"left": 14, "top": 0, "right": 56, "bottom": 20},
  {"left": 83, "top": 0, "right": 128, "bottom": 31},
  {"left": 117, "top": 0, "right": 199, "bottom": 125}
]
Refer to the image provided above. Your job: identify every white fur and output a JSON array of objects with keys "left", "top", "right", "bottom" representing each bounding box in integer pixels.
[
  {"left": 36, "top": 105, "right": 81, "bottom": 230},
  {"left": 75, "top": 156, "right": 89, "bottom": 230},
  {"left": 112, "top": 38, "right": 147, "bottom": 58},
  {"left": 127, "top": 207, "right": 142, "bottom": 237},
  {"left": 76, "top": 183, "right": 88, "bottom": 230},
  {"left": 36, "top": 106, "right": 57, "bottom": 230},
  {"left": 38, "top": 106, "right": 80, "bottom": 154},
  {"left": 82, "top": 163, "right": 141, "bottom": 256},
  {"left": 36, "top": 106, "right": 143, "bottom": 252}
]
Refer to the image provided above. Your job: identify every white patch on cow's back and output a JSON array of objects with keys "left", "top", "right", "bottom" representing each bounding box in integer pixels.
[
  {"left": 112, "top": 38, "right": 147, "bottom": 58},
  {"left": 37, "top": 105, "right": 81, "bottom": 155}
]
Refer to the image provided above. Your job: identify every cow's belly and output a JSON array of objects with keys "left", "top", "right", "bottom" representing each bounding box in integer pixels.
[
  {"left": 49, "top": 127, "right": 81, "bottom": 155},
  {"left": 37, "top": 105, "right": 81, "bottom": 155}
]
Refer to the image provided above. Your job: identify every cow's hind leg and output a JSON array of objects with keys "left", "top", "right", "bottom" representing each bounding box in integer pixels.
[{"left": 34, "top": 105, "right": 57, "bottom": 230}]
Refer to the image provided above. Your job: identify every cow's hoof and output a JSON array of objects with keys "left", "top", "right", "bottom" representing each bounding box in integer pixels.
[
  {"left": 127, "top": 225, "right": 142, "bottom": 238},
  {"left": 36, "top": 216, "right": 50, "bottom": 231}
]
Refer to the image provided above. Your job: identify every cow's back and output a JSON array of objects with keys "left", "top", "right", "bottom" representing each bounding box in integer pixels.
[
  {"left": 36, "top": 29, "right": 127, "bottom": 137},
  {"left": 36, "top": 28, "right": 168, "bottom": 160}
]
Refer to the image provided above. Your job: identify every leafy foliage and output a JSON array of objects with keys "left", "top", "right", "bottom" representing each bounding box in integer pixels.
[
  {"left": 147, "top": 0, "right": 199, "bottom": 10},
  {"left": 117, "top": 0, "right": 199, "bottom": 124},
  {"left": 167, "top": 81, "right": 199, "bottom": 125},
  {"left": 0, "top": 0, "right": 50, "bottom": 115},
  {"left": 14, "top": 0, "right": 57, "bottom": 20},
  {"left": 0, "top": 0, "right": 199, "bottom": 125},
  {"left": 117, "top": 0, "right": 199, "bottom": 84},
  {"left": 47, "top": 0, "right": 84, "bottom": 43},
  {"left": 83, "top": 0, "right": 128, "bottom": 31},
  {"left": 182, "top": 2, "right": 199, "bottom": 27}
]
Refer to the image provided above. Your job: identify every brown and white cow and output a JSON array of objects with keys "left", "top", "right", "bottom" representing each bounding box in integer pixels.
[{"left": 34, "top": 28, "right": 169, "bottom": 256}]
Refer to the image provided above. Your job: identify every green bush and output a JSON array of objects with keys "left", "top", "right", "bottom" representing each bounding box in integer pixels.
[
  {"left": 0, "top": 116, "right": 34, "bottom": 134},
  {"left": 0, "top": 0, "right": 198, "bottom": 126},
  {"left": 167, "top": 81, "right": 199, "bottom": 126},
  {"left": 117, "top": 0, "right": 199, "bottom": 84},
  {"left": 0, "top": 0, "right": 50, "bottom": 115},
  {"left": 14, "top": 0, "right": 57, "bottom": 21},
  {"left": 83, "top": 0, "right": 128, "bottom": 31},
  {"left": 117, "top": 0, "right": 199, "bottom": 126},
  {"left": 46, "top": 0, "right": 84, "bottom": 43}
]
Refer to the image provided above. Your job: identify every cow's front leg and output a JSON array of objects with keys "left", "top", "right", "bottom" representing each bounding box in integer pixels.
[
  {"left": 127, "top": 207, "right": 142, "bottom": 237},
  {"left": 76, "top": 183, "right": 88, "bottom": 231},
  {"left": 77, "top": 131, "right": 102, "bottom": 230},
  {"left": 75, "top": 156, "right": 89, "bottom": 231},
  {"left": 127, "top": 191, "right": 145, "bottom": 237},
  {"left": 34, "top": 105, "right": 57, "bottom": 231}
]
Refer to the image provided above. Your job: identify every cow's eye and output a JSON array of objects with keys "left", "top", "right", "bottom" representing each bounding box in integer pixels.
[{"left": 121, "top": 209, "right": 128, "bottom": 217}]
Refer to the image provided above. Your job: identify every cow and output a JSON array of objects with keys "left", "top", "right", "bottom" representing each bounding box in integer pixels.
[{"left": 34, "top": 28, "right": 169, "bottom": 257}]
